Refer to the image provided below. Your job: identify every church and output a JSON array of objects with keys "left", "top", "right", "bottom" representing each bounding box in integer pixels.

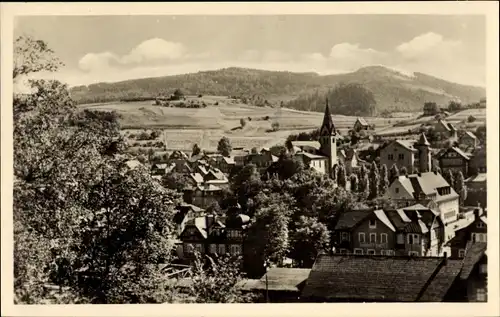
[{"left": 291, "top": 99, "right": 339, "bottom": 176}]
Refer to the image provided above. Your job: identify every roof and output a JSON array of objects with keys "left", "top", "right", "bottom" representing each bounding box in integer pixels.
[
  {"left": 463, "top": 131, "right": 477, "bottom": 140},
  {"left": 241, "top": 268, "right": 311, "bottom": 292},
  {"left": 320, "top": 99, "right": 336, "bottom": 136},
  {"left": 196, "top": 184, "right": 221, "bottom": 192},
  {"left": 437, "top": 119, "right": 451, "bottom": 132},
  {"left": 450, "top": 147, "right": 471, "bottom": 160},
  {"left": 222, "top": 156, "right": 235, "bottom": 164},
  {"left": 394, "top": 172, "right": 458, "bottom": 202},
  {"left": 465, "top": 173, "right": 486, "bottom": 183},
  {"left": 125, "top": 160, "right": 141, "bottom": 169},
  {"left": 460, "top": 242, "right": 487, "bottom": 280},
  {"left": 395, "top": 140, "right": 418, "bottom": 153},
  {"left": 355, "top": 117, "right": 369, "bottom": 126},
  {"left": 334, "top": 210, "right": 372, "bottom": 230},
  {"left": 297, "top": 152, "right": 327, "bottom": 160},
  {"left": 416, "top": 133, "right": 431, "bottom": 146},
  {"left": 152, "top": 163, "right": 168, "bottom": 169},
  {"left": 291, "top": 141, "right": 321, "bottom": 150},
  {"left": 189, "top": 173, "right": 204, "bottom": 184},
  {"left": 373, "top": 209, "right": 396, "bottom": 232},
  {"left": 302, "top": 254, "right": 463, "bottom": 302}
]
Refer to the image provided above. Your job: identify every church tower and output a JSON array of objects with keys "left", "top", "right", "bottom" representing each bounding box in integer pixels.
[
  {"left": 415, "top": 132, "right": 431, "bottom": 172},
  {"left": 319, "top": 99, "right": 337, "bottom": 174}
]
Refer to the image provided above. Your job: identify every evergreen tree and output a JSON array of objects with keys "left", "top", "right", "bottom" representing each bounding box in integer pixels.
[
  {"left": 192, "top": 143, "right": 201, "bottom": 156},
  {"left": 369, "top": 163, "right": 380, "bottom": 199},
  {"left": 444, "top": 170, "right": 455, "bottom": 188},
  {"left": 350, "top": 174, "right": 359, "bottom": 192},
  {"left": 337, "top": 164, "right": 347, "bottom": 188},
  {"left": 389, "top": 164, "right": 400, "bottom": 183},
  {"left": 400, "top": 166, "right": 408, "bottom": 176},
  {"left": 379, "top": 164, "right": 389, "bottom": 194},
  {"left": 454, "top": 171, "right": 468, "bottom": 205},
  {"left": 217, "top": 137, "right": 232, "bottom": 157}
]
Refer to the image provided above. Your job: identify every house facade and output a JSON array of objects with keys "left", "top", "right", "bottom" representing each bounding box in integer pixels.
[
  {"left": 438, "top": 147, "right": 470, "bottom": 176},
  {"left": 379, "top": 133, "right": 432, "bottom": 173},
  {"left": 447, "top": 209, "right": 486, "bottom": 259},
  {"left": 459, "top": 132, "right": 478, "bottom": 149},
  {"left": 353, "top": 117, "right": 369, "bottom": 132}
]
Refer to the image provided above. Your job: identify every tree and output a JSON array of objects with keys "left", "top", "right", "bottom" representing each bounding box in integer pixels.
[
  {"left": 161, "top": 172, "right": 189, "bottom": 192},
  {"left": 192, "top": 143, "right": 201, "bottom": 156},
  {"left": 240, "top": 118, "right": 247, "bottom": 128},
  {"left": 369, "top": 162, "right": 380, "bottom": 199},
  {"left": 423, "top": 102, "right": 439, "bottom": 115},
  {"left": 326, "top": 83, "right": 377, "bottom": 116},
  {"left": 361, "top": 174, "right": 370, "bottom": 200},
  {"left": 467, "top": 115, "right": 477, "bottom": 123},
  {"left": 186, "top": 253, "right": 256, "bottom": 303},
  {"left": 454, "top": 171, "right": 468, "bottom": 206},
  {"left": 350, "top": 174, "right": 359, "bottom": 192},
  {"left": 389, "top": 164, "right": 400, "bottom": 183},
  {"left": 400, "top": 166, "right": 408, "bottom": 176},
  {"left": 217, "top": 137, "right": 232, "bottom": 157},
  {"left": 444, "top": 170, "right": 455, "bottom": 188},
  {"left": 432, "top": 165, "right": 441, "bottom": 174},
  {"left": 379, "top": 164, "right": 389, "bottom": 194},
  {"left": 336, "top": 164, "right": 347, "bottom": 188},
  {"left": 448, "top": 100, "right": 462, "bottom": 112},
  {"left": 172, "top": 88, "right": 184, "bottom": 100},
  {"left": 271, "top": 121, "right": 280, "bottom": 132},
  {"left": 289, "top": 216, "right": 330, "bottom": 268},
  {"left": 13, "top": 36, "right": 180, "bottom": 304}
]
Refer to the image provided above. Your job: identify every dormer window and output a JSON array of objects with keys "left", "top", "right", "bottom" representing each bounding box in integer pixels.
[
  {"left": 477, "top": 222, "right": 486, "bottom": 228},
  {"left": 369, "top": 219, "right": 377, "bottom": 229}
]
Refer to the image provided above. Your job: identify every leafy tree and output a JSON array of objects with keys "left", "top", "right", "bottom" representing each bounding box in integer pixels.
[
  {"left": 271, "top": 121, "right": 280, "bottom": 132},
  {"left": 423, "top": 102, "right": 439, "bottom": 115},
  {"left": 476, "top": 125, "right": 486, "bottom": 145},
  {"left": 467, "top": 115, "right": 477, "bottom": 123},
  {"left": 161, "top": 172, "right": 190, "bottom": 193},
  {"left": 274, "top": 152, "right": 304, "bottom": 180},
  {"left": 448, "top": 100, "right": 462, "bottom": 112},
  {"left": 217, "top": 136, "right": 232, "bottom": 157},
  {"left": 400, "top": 166, "right": 408, "bottom": 176},
  {"left": 172, "top": 88, "right": 184, "bottom": 100},
  {"left": 289, "top": 216, "right": 330, "bottom": 268},
  {"left": 186, "top": 253, "right": 256, "bottom": 303},
  {"left": 453, "top": 171, "right": 468, "bottom": 206},
  {"left": 13, "top": 36, "right": 180, "bottom": 304},
  {"left": 379, "top": 164, "right": 389, "bottom": 194},
  {"left": 192, "top": 143, "right": 201, "bottom": 156},
  {"left": 240, "top": 118, "right": 247, "bottom": 127}
]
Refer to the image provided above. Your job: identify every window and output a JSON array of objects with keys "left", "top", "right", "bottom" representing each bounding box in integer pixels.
[
  {"left": 388, "top": 154, "right": 394, "bottom": 160},
  {"left": 367, "top": 249, "right": 376, "bottom": 255},
  {"left": 477, "top": 222, "right": 486, "bottom": 228},
  {"left": 339, "top": 248, "right": 348, "bottom": 254},
  {"left": 408, "top": 251, "right": 419, "bottom": 256},
  {"left": 341, "top": 232, "right": 349, "bottom": 241},
  {"left": 370, "top": 233, "right": 377, "bottom": 243},
  {"left": 408, "top": 234, "right": 420, "bottom": 245},
  {"left": 195, "top": 243, "right": 204, "bottom": 254},
  {"left": 354, "top": 248, "right": 364, "bottom": 255},
  {"left": 458, "top": 249, "right": 466, "bottom": 258},
  {"left": 381, "top": 233, "right": 388, "bottom": 244},
  {"left": 385, "top": 250, "right": 395, "bottom": 256},
  {"left": 369, "top": 219, "right": 377, "bottom": 229},
  {"left": 218, "top": 244, "right": 226, "bottom": 255},
  {"left": 395, "top": 187, "right": 400, "bottom": 194},
  {"left": 380, "top": 250, "right": 385, "bottom": 255},
  {"left": 398, "top": 153, "right": 405, "bottom": 160},
  {"left": 359, "top": 232, "right": 366, "bottom": 243},
  {"left": 229, "top": 244, "right": 241, "bottom": 255},
  {"left": 472, "top": 233, "right": 486, "bottom": 242},
  {"left": 209, "top": 244, "right": 217, "bottom": 254},
  {"left": 476, "top": 288, "right": 487, "bottom": 302},
  {"left": 184, "top": 243, "right": 194, "bottom": 255}
]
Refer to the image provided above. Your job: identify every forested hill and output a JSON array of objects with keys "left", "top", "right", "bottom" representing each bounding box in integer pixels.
[{"left": 70, "top": 66, "right": 485, "bottom": 114}]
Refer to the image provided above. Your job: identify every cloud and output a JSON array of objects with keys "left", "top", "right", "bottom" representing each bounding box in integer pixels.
[
  {"left": 121, "top": 38, "right": 186, "bottom": 64},
  {"left": 396, "top": 32, "right": 462, "bottom": 60},
  {"left": 78, "top": 38, "right": 187, "bottom": 72}
]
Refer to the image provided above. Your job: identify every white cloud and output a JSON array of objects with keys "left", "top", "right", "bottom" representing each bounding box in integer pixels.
[
  {"left": 120, "top": 38, "right": 186, "bottom": 64},
  {"left": 78, "top": 52, "right": 119, "bottom": 72},
  {"left": 396, "top": 32, "right": 462, "bottom": 60}
]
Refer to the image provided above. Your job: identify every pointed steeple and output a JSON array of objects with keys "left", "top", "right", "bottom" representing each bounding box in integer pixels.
[
  {"left": 320, "top": 98, "right": 336, "bottom": 136},
  {"left": 416, "top": 132, "right": 430, "bottom": 146}
]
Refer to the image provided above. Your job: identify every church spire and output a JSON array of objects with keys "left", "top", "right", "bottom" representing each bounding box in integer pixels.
[{"left": 320, "top": 98, "right": 336, "bottom": 136}]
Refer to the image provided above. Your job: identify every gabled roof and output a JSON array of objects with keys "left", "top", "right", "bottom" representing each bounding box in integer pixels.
[
  {"left": 355, "top": 117, "right": 369, "bottom": 126},
  {"left": 393, "top": 172, "right": 458, "bottom": 202},
  {"left": 416, "top": 133, "right": 431, "bottom": 147},
  {"left": 301, "top": 254, "right": 463, "bottom": 302},
  {"left": 152, "top": 163, "right": 168, "bottom": 169},
  {"left": 222, "top": 156, "right": 235, "bottom": 164},
  {"left": 334, "top": 210, "right": 372, "bottom": 230},
  {"left": 296, "top": 152, "right": 327, "bottom": 160},
  {"left": 125, "top": 159, "right": 142, "bottom": 169},
  {"left": 462, "top": 131, "right": 477, "bottom": 140},
  {"left": 465, "top": 173, "right": 486, "bottom": 183},
  {"left": 437, "top": 119, "right": 451, "bottom": 132},
  {"left": 393, "top": 140, "right": 418, "bottom": 153},
  {"left": 196, "top": 184, "right": 222, "bottom": 192},
  {"left": 373, "top": 209, "right": 396, "bottom": 232},
  {"left": 189, "top": 173, "right": 204, "bottom": 184}
]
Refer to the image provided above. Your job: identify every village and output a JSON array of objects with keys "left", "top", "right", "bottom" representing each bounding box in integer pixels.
[{"left": 122, "top": 98, "right": 488, "bottom": 303}]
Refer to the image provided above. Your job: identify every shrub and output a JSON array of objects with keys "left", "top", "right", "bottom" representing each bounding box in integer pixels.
[
  {"left": 198, "top": 94, "right": 203, "bottom": 98},
  {"left": 467, "top": 115, "right": 477, "bottom": 123},
  {"left": 214, "top": 102, "right": 219, "bottom": 106}
]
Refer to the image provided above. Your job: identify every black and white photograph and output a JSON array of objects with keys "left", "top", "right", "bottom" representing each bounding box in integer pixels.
[{"left": 1, "top": 2, "right": 499, "bottom": 316}]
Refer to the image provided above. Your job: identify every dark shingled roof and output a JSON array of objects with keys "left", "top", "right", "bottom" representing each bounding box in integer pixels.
[
  {"left": 334, "top": 210, "right": 372, "bottom": 230},
  {"left": 301, "top": 254, "right": 463, "bottom": 302}
]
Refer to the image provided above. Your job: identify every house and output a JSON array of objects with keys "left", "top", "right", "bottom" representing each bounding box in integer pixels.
[
  {"left": 300, "top": 254, "right": 465, "bottom": 302},
  {"left": 337, "top": 148, "right": 366, "bottom": 175},
  {"left": 434, "top": 119, "right": 457, "bottom": 139},
  {"left": 446, "top": 209, "right": 486, "bottom": 259},
  {"left": 151, "top": 163, "right": 169, "bottom": 176},
  {"left": 454, "top": 242, "right": 488, "bottom": 302},
  {"left": 465, "top": 173, "right": 487, "bottom": 191},
  {"left": 173, "top": 203, "right": 205, "bottom": 235},
  {"left": 178, "top": 212, "right": 250, "bottom": 262},
  {"left": 469, "top": 146, "right": 486, "bottom": 174},
  {"left": 379, "top": 133, "right": 432, "bottom": 173},
  {"left": 386, "top": 171, "right": 460, "bottom": 240},
  {"left": 245, "top": 149, "right": 278, "bottom": 170},
  {"left": 459, "top": 131, "right": 478, "bottom": 148},
  {"left": 239, "top": 268, "right": 310, "bottom": 303},
  {"left": 353, "top": 117, "right": 369, "bottom": 132},
  {"left": 187, "top": 184, "right": 224, "bottom": 209},
  {"left": 438, "top": 147, "right": 471, "bottom": 176},
  {"left": 294, "top": 152, "right": 329, "bottom": 174},
  {"left": 124, "top": 159, "right": 142, "bottom": 170},
  {"left": 332, "top": 204, "right": 445, "bottom": 257}
]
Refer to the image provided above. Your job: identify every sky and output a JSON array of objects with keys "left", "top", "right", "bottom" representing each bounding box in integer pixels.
[{"left": 14, "top": 15, "right": 486, "bottom": 87}]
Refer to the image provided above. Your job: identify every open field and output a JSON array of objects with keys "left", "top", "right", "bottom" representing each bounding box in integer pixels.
[{"left": 79, "top": 96, "right": 484, "bottom": 153}]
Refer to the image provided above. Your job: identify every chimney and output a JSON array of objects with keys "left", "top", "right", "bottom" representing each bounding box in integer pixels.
[
  {"left": 205, "top": 214, "right": 215, "bottom": 232},
  {"left": 473, "top": 208, "right": 481, "bottom": 219},
  {"left": 443, "top": 252, "right": 448, "bottom": 265}
]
